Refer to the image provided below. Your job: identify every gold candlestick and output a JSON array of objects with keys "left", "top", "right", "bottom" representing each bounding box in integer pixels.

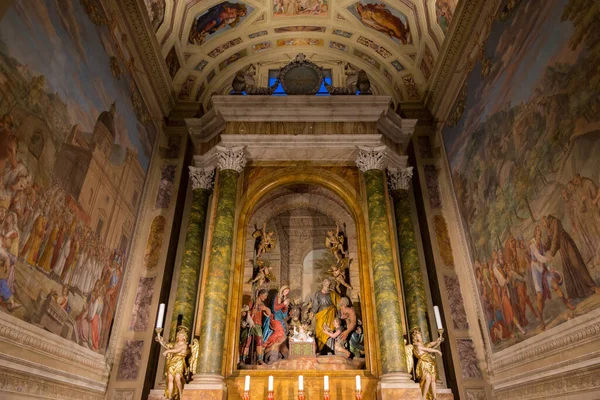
[
  {"left": 323, "top": 389, "right": 330, "bottom": 400},
  {"left": 242, "top": 391, "right": 250, "bottom": 400},
  {"left": 355, "top": 390, "right": 363, "bottom": 400},
  {"left": 267, "top": 390, "right": 274, "bottom": 400},
  {"left": 298, "top": 390, "right": 305, "bottom": 400}
]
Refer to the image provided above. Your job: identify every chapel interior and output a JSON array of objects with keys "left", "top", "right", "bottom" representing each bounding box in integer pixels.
[{"left": 0, "top": 0, "right": 599, "bottom": 399}]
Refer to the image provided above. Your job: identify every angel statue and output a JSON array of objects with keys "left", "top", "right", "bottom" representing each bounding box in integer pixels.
[
  {"left": 155, "top": 325, "right": 200, "bottom": 400},
  {"left": 405, "top": 328, "right": 444, "bottom": 400},
  {"left": 325, "top": 222, "right": 347, "bottom": 262},
  {"left": 252, "top": 222, "right": 277, "bottom": 259},
  {"left": 328, "top": 258, "right": 353, "bottom": 295}
]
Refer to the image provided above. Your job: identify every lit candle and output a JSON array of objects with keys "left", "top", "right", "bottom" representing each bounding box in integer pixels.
[
  {"left": 355, "top": 375, "right": 361, "bottom": 391},
  {"left": 433, "top": 306, "right": 443, "bottom": 330},
  {"left": 244, "top": 375, "right": 250, "bottom": 391},
  {"left": 299, "top": 375, "right": 304, "bottom": 391},
  {"left": 156, "top": 303, "right": 165, "bottom": 329},
  {"left": 324, "top": 375, "right": 329, "bottom": 390},
  {"left": 268, "top": 376, "right": 274, "bottom": 391}
]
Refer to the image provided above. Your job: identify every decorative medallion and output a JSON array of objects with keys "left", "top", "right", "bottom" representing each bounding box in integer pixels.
[{"left": 279, "top": 54, "right": 324, "bottom": 95}]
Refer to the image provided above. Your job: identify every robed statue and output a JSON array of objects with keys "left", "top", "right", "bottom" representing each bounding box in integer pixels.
[
  {"left": 155, "top": 326, "right": 200, "bottom": 400},
  {"left": 405, "top": 327, "right": 443, "bottom": 400}
]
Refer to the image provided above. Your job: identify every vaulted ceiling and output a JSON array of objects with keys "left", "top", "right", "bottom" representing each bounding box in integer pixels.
[{"left": 143, "top": 0, "right": 458, "bottom": 109}]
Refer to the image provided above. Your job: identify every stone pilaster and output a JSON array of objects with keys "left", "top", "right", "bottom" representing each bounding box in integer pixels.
[
  {"left": 169, "top": 166, "right": 215, "bottom": 340},
  {"left": 196, "top": 146, "right": 246, "bottom": 376},
  {"left": 388, "top": 167, "right": 431, "bottom": 343},
  {"left": 356, "top": 146, "right": 409, "bottom": 377}
]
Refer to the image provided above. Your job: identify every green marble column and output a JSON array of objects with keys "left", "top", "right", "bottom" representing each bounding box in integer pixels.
[
  {"left": 357, "top": 147, "right": 408, "bottom": 375},
  {"left": 389, "top": 167, "right": 430, "bottom": 343},
  {"left": 169, "top": 167, "right": 214, "bottom": 341},
  {"left": 196, "top": 146, "right": 245, "bottom": 375}
]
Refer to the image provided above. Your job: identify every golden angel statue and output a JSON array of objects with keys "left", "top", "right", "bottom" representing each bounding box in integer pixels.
[
  {"left": 325, "top": 222, "right": 347, "bottom": 262},
  {"left": 327, "top": 258, "right": 353, "bottom": 294},
  {"left": 155, "top": 326, "right": 200, "bottom": 400},
  {"left": 252, "top": 222, "right": 277, "bottom": 259},
  {"left": 410, "top": 327, "right": 443, "bottom": 400}
]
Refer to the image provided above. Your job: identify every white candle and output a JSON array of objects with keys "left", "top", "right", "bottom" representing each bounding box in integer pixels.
[
  {"left": 433, "top": 306, "right": 443, "bottom": 330},
  {"left": 324, "top": 375, "right": 329, "bottom": 390},
  {"left": 268, "top": 376, "right": 274, "bottom": 391},
  {"left": 244, "top": 375, "right": 250, "bottom": 391},
  {"left": 298, "top": 375, "right": 304, "bottom": 391},
  {"left": 156, "top": 303, "right": 165, "bottom": 329},
  {"left": 355, "top": 375, "right": 361, "bottom": 391}
]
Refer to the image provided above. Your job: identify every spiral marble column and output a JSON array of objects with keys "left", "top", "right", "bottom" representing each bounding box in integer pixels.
[
  {"left": 169, "top": 166, "right": 214, "bottom": 341},
  {"left": 356, "top": 146, "right": 410, "bottom": 379},
  {"left": 388, "top": 167, "right": 431, "bottom": 343},
  {"left": 196, "top": 146, "right": 246, "bottom": 376}
]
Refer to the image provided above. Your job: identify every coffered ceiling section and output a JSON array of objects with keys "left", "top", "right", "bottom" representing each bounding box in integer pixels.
[{"left": 144, "top": 0, "right": 458, "bottom": 106}]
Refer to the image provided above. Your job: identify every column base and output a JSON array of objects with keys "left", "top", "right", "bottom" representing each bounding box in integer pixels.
[{"left": 148, "top": 374, "right": 227, "bottom": 400}]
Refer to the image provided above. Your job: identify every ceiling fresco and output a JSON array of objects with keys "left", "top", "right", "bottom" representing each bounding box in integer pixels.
[{"left": 146, "top": 0, "right": 459, "bottom": 106}]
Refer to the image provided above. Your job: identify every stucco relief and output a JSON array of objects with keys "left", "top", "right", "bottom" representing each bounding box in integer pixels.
[
  {"left": 424, "top": 164, "right": 443, "bottom": 209},
  {"left": 128, "top": 277, "right": 156, "bottom": 331},
  {"left": 144, "top": 216, "right": 166, "bottom": 269},
  {"left": 155, "top": 164, "right": 177, "bottom": 209},
  {"left": 117, "top": 340, "right": 145, "bottom": 380},
  {"left": 433, "top": 215, "right": 454, "bottom": 267},
  {"left": 443, "top": 275, "right": 469, "bottom": 329},
  {"left": 456, "top": 338, "right": 482, "bottom": 379}
]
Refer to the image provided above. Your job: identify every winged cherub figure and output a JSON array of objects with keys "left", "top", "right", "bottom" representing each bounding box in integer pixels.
[{"left": 155, "top": 326, "right": 200, "bottom": 400}]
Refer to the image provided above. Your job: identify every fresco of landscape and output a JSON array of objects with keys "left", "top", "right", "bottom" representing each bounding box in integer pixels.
[
  {"left": 0, "top": 0, "right": 155, "bottom": 354},
  {"left": 443, "top": 0, "right": 600, "bottom": 352}
]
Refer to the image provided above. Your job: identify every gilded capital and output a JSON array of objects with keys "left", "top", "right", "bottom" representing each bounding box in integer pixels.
[
  {"left": 355, "top": 145, "right": 387, "bottom": 172},
  {"left": 388, "top": 167, "right": 413, "bottom": 192},
  {"left": 188, "top": 166, "right": 215, "bottom": 191},
  {"left": 216, "top": 145, "right": 246, "bottom": 173}
]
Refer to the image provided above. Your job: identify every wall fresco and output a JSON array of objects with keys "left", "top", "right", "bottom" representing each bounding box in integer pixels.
[
  {"left": 348, "top": 1, "right": 412, "bottom": 45},
  {"left": 0, "top": 0, "right": 155, "bottom": 354},
  {"left": 188, "top": 2, "right": 254, "bottom": 46},
  {"left": 443, "top": 0, "right": 600, "bottom": 352}
]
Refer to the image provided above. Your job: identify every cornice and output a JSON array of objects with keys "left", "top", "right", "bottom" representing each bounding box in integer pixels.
[
  {"left": 209, "top": 95, "right": 392, "bottom": 122},
  {"left": 117, "top": 0, "right": 175, "bottom": 116},
  {"left": 425, "top": 0, "right": 486, "bottom": 117},
  {"left": 0, "top": 366, "right": 105, "bottom": 400},
  {"left": 491, "top": 310, "right": 600, "bottom": 373},
  {"left": 0, "top": 312, "right": 108, "bottom": 375}
]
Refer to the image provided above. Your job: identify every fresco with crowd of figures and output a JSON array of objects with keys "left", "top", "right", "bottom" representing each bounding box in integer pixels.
[
  {"left": 0, "top": 0, "right": 155, "bottom": 354},
  {"left": 443, "top": 0, "right": 600, "bottom": 352}
]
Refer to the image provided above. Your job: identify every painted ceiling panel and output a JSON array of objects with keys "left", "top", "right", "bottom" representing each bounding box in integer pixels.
[{"left": 143, "top": 0, "right": 460, "bottom": 104}]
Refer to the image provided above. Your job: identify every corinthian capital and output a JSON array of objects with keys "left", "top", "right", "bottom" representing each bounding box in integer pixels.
[
  {"left": 355, "top": 146, "right": 387, "bottom": 172},
  {"left": 189, "top": 166, "right": 215, "bottom": 191},
  {"left": 387, "top": 167, "right": 413, "bottom": 192},
  {"left": 216, "top": 145, "right": 246, "bottom": 173}
]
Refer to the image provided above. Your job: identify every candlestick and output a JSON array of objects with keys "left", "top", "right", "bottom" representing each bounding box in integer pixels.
[
  {"left": 323, "top": 389, "right": 330, "bottom": 400},
  {"left": 242, "top": 390, "right": 250, "bottom": 400},
  {"left": 156, "top": 303, "right": 165, "bottom": 329},
  {"left": 355, "top": 389, "right": 363, "bottom": 400},
  {"left": 355, "top": 375, "right": 361, "bottom": 391},
  {"left": 298, "top": 389, "right": 305, "bottom": 400},
  {"left": 267, "top": 391, "right": 274, "bottom": 400},
  {"left": 433, "top": 305, "right": 443, "bottom": 330}
]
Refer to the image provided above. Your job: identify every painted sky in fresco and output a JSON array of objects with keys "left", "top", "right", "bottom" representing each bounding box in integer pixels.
[
  {"left": 0, "top": 0, "right": 152, "bottom": 169},
  {"left": 443, "top": 0, "right": 572, "bottom": 162}
]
